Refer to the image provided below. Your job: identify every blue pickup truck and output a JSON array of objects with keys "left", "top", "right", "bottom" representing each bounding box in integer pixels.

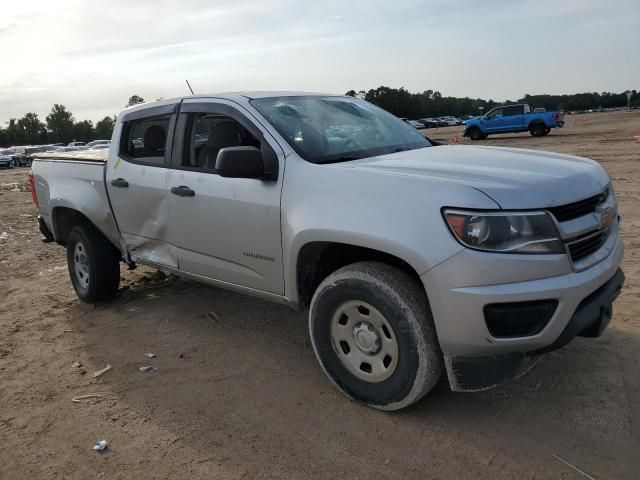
[{"left": 463, "top": 104, "right": 564, "bottom": 140}]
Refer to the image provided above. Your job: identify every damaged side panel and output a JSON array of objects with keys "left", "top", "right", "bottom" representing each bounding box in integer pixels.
[{"left": 105, "top": 150, "right": 178, "bottom": 269}]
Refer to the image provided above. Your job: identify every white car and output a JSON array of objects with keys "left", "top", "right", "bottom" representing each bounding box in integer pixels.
[
  {"left": 407, "top": 120, "right": 425, "bottom": 129},
  {"left": 87, "top": 140, "right": 111, "bottom": 148}
]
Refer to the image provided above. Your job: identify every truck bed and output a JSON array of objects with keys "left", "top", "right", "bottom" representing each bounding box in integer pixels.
[{"left": 31, "top": 150, "right": 120, "bottom": 248}]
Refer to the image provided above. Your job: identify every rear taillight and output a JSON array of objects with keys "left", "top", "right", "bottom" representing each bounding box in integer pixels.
[
  {"left": 552, "top": 112, "right": 560, "bottom": 121},
  {"left": 28, "top": 170, "right": 38, "bottom": 207}
]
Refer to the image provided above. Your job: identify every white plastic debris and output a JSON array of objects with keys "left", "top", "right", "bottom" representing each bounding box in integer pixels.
[
  {"left": 94, "top": 440, "right": 108, "bottom": 452},
  {"left": 142, "top": 353, "right": 156, "bottom": 358},
  {"left": 138, "top": 365, "right": 156, "bottom": 373},
  {"left": 72, "top": 394, "right": 102, "bottom": 403},
  {"left": 93, "top": 364, "right": 112, "bottom": 378}
]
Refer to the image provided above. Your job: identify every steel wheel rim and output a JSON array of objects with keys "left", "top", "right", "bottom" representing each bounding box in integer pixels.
[
  {"left": 330, "top": 300, "right": 399, "bottom": 383},
  {"left": 73, "top": 242, "right": 90, "bottom": 289}
]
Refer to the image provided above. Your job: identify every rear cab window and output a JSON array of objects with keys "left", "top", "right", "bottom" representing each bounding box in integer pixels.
[{"left": 503, "top": 105, "right": 524, "bottom": 116}]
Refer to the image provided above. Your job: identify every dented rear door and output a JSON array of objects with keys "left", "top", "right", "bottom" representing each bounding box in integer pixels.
[{"left": 105, "top": 104, "right": 178, "bottom": 268}]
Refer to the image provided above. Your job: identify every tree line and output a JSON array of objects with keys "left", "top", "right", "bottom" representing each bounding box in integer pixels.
[
  {"left": 0, "top": 95, "right": 145, "bottom": 148},
  {"left": 3, "top": 89, "right": 638, "bottom": 147},
  {"left": 345, "top": 87, "right": 639, "bottom": 119}
]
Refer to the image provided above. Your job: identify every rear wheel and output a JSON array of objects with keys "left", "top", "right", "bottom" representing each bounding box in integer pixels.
[
  {"left": 309, "top": 262, "right": 443, "bottom": 410},
  {"left": 66, "top": 224, "right": 120, "bottom": 303},
  {"left": 467, "top": 127, "right": 483, "bottom": 140},
  {"left": 529, "top": 123, "right": 547, "bottom": 137}
]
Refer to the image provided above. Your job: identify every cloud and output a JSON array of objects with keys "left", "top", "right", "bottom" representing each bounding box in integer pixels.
[{"left": 1, "top": 0, "right": 638, "bottom": 123}]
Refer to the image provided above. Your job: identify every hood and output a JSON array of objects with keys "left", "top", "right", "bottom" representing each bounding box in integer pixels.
[{"left": 333, "top": 145, "right": 609, "bottom": 209}]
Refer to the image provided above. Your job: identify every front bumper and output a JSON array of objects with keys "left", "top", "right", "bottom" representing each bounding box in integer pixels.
[
  {"left": 421, "top": 229, "right": 624, "bottom": 391},
  {"left": 444, "top": 269, "right": 624, "bottom": 391}
]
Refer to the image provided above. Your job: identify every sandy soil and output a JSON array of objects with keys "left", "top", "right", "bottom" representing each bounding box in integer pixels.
[{"left": 1, "top": 110, "right": 639, "bottom": 479}]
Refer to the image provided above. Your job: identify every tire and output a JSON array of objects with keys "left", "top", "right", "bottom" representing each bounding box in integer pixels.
[
  {"left": 309, "top": 261, "right": 443, "bottom": 411},
  {"left": 66, "top": 224, "right": 120, "bottom": 303},
  {"left": 529, "top": 123, "right": 546, "bottom": 137},
  {"left": 466, "top": 127, "right": 483, "bottom": 140},
  {"left": 543, "top": 128, "right": 551, "bottom": 135}
]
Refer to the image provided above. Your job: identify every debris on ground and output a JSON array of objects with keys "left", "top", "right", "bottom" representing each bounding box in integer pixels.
[
  {"left": 138, "top": 365, "right": 157, "bottom": 373},
  {"left": 93, "top": 440, "right": 108, "bottom": 452},
  {"left": 552, "top": 454, "right": 596, "bottom": 480},
  {"left": 142, "top": 352, "right": 155, "bottom": 358},
  {"left": 71, "top": 361, "right": 82, "bottom": 368},
  {"left": 93, "top": 364, "right": 112, "bottom": 378},
  {"left": 72, "top": 394, "right": 103, "bottom": 403}
]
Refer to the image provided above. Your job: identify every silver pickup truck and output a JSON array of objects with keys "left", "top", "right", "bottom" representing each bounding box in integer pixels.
[{"left": 30, "top": 92, "right": 624, "bottom": 410}]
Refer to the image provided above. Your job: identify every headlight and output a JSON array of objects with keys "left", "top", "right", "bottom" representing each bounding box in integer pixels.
[{"left": 443, "top": 209, "right": 564, "bottom": 254}]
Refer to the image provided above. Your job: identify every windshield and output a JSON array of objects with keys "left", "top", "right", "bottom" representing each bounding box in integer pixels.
[{"left": 251, "top": 96, "right": 431, "bottom": 164}]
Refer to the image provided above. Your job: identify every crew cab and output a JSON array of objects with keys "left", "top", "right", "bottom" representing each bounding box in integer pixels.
[
  {"left": 464, "top": 103, "right": 564, "bottom": 140},
  {"left": 30, "top": 93, "right": 623, "bottom": 410}
]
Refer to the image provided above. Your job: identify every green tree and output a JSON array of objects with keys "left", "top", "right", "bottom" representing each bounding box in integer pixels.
[
  {"left": 4, "top": 119, "right": 26, "bottom": 146},
  {"left": 17, "top": 113, "right": 47, "bottom": 144},
  {"left": 46, "top": 104, "right": 75, "bottom": 144},
  {"left": 126, "top": 95, "right": 145, "bottom": 107},
  {"left": 95, "top": 116, "right": 116, "bottom": 140},
  {"left": 73, "top": 120, "right": 95, "bottom": 143}
]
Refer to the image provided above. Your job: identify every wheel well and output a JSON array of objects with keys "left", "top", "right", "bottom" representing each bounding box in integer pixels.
[
  {"left": 296, "top": 242, "right": 422, "bottom": 309},
  {"left": 51, "top": 207, "right": 92, "bottom": 245},
  {"left": 528, "top": 120, "right": 545, "bottom": 129}
]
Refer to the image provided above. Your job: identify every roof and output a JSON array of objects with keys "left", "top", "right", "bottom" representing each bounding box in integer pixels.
[{"left": 120, "top": 91, "right": 340, "bottom": 116}]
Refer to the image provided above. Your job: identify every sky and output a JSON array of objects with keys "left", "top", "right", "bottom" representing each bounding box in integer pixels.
[{"left": 1, "top": 0, "right": 638, "bottom": 123}]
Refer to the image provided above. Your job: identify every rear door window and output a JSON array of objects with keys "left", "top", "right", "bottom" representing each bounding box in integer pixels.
[{"left": 121, "top": 115, "right": 171, "bottom": 166}]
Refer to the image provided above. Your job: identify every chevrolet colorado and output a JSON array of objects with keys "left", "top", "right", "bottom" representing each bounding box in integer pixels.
[
  {"left": 30, "top": 93, "right": 623, "bottom": 410},
  {"left": 464, "top": 103, "right": 564, "bottom": 139}
]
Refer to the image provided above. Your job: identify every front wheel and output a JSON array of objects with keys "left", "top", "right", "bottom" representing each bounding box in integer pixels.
[
  {"left": 66, "top": 224, "right": 121, "bottom": 303},
  {"left": 309, "top": 262, "right": 443, "bottom": 410}
]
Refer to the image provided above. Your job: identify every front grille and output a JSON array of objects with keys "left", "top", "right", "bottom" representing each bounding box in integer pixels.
[
  {"left": 548, "top": 188, "right": 609, "bottom": 222},
  {"left": 567, "top": 230, "right": 608, "bottom": 262}
]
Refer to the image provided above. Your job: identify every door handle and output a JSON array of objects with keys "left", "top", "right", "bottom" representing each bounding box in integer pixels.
[
  {"left": 171, "top": 186, "right": 195, "bottom": 197},
  {"left": 110, "top": 178, "right": 129, "bottom": 188}
]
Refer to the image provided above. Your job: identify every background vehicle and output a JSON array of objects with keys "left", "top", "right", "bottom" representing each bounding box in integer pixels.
[
  {"left": 0, "top": 148, "right": 18, "bottom": 167},
  {"left": 31, "top": 93, "right": 623, "bottom": 411},
  {"left": 10, "top": 146, "right": 41, "bottom": 166},
  {"left": 0, "top": 153, "right": 14, "bottom": 168},
  {"left": 86, "top": 140, "right": 111, "bottom": 148},
  {"left": 407, "top": 119, "right": 425, "bottom": 129},
  {"left": 418, "top": 118, "right": 439, "bottom": 128},
  {"left": 54, "top": 146, "right": 86, "bottom": 152},
  {"left": 464, "top": 103, "right": 564, "bottom": 140}
]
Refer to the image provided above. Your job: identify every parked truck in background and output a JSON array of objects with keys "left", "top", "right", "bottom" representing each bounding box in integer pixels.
[
  {"left": 464, "top": 103, "right": 564, "bottom": 140},
  {"left": 30, "top": 92, "right": 623, "bottom": 410}
]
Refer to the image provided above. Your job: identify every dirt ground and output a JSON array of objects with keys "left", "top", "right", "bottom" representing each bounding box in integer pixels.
[{"left": 1, "top": 110, "right": 639, "bottom": 479}]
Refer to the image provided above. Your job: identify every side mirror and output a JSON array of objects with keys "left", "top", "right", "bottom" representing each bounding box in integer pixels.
[{"left": 215, "top": 146, "right": 265, "bottom": 179}]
